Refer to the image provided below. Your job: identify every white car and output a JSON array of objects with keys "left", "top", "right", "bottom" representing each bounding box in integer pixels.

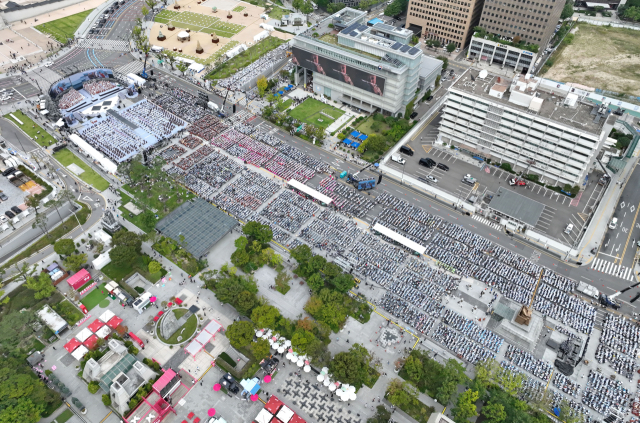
[
  {"left": 609, "top": 218, "right": 618, "bottom": 230},
  {"left": 426, "top": 175, "right": 438, "bottom": 184},
  {"left": 564, "top": 223, "right": 573, "bottom": 234}
]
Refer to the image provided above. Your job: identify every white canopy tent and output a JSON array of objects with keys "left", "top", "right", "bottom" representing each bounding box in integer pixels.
[
  {"left": 288, "top": 179, "right": 333, "bottom": 205},
  {"left": 76, "top": 327, "right": 93, "bottom": 342},
  {"left": 92, "top": 250, "right": 112, "bottom": 270},
  {"left": 99, "top": 310, "right": 115, "bottom": 323},
  {"left": 372, "top": 223, "right": 426, "bottom": 255},
  {"left": 254, "top": 409, "right": 273, "bottom": 423},
  {"left": 71, "top": 345, "right": 89, "bottom": 360},
  {"left": 69, "top": 134, "right": 118, "bottom": 174},
  {"left": 95, "top": 325, "right": 112, "bottom": 339}
]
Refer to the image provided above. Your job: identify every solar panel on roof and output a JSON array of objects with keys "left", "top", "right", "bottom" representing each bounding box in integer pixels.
[
  {"left": 408, "top": 47, "right": 419, "bottom": 55},
  {"left": 341, "top": 23, "right": 359, "bottom": 34},
  {"left": 391, "top": 42, "right": 402, "bottom": 50},
  {"left": 350, "top": 31, "right": 358, "bottom": 36},
  {"left": 400, "top": 45, "right": 410, "bottom": 52},
  {"left": 359, "top": 24, "right": 368, "bottom": 31}
]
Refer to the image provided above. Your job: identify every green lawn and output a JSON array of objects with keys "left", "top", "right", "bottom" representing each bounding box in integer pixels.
[
  {"left": 35, "top": 9, "right": 94, "bottom": 43},
  {"left": 278, "top": 99, "right": 293, "bottom": 111},
  {"left": 54, "top": 409, "right": 73, "bottom": 423},
  {"left": 158, "top": 313, "right": 197, "bottom": 344},
  {"left": 232, "top": 5, "right": 246, "bottom": 11},
  {"left": 53, "top": 149, "right": 110, "bottom": 191},
  {"left": 101, "top": 254, "right": 166, "bottom": 284},
  {"left": 80, "top": 284, "right": 109, "bottom": 311},
  {"left": 207, "top": 37, "right": 286, "bottom": 80},
  {"left": 3, "top": 110, "right": 57, "bottom": 147},
  {"left": 288, "top": 98, "right": 345, "bottom": 130},
  {"left": 267, "top": 6, "right": 288, "bottom": 20},
  {"left": 52, "top": 300, "right": 84, "bottom": 325},
  {"left": 355, "top": 116, "right": 390, "bottom": 137},
  {"left": 154, "top": 10, "right": 244, "bottom": 38}
]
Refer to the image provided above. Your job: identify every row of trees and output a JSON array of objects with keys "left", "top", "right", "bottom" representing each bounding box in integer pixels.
[{"left": 231, "top": 221, "right": 281, "bottom": 272}]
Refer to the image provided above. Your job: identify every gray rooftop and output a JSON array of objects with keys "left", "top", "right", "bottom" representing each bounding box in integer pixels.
[
  {"left": 156, "top": 198, "right": 238, "bottom": 258},
  {"left": 488, "top": 187, "right": 545, "bottom": 227},
  {"left": 452, "top": 70, "right": 608, "bottom": 134},
  {"left": 419, "top": 55, "right": 443, "bottom": 79}
]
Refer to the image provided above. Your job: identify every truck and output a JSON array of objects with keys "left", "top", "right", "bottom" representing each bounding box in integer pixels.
[
  {"left": 207, "top": 101, "right": 219, "bottom": 112},
  {"left": 577, "top": 281, "right": 599, "bottom": 299},
  {"left": 347, "top": 162, "right": 380, "bottom": 191}
]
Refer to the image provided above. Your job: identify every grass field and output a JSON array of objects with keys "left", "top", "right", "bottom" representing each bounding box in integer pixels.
[
  {"left": 53, "top": 149, "right": 110, "bottom": 191},
  {"left": 207, "top": 37, "right": 287, "bottom": 80},
  {"left": 102, "top": 254, "right": 166, "bottom": 283},
  {"left": 52, "top": 300, "right": 84, "bottom": 325},
  {"left": 233, "top": 5, "right": 246, "bottom": 11},
  {"left": 35, "top": 9, "right": 94, "bottom": 43},
  {"left": 288, "top": 98, "right": 344, "bottom": 129},
  {"left": 158, "top": 312, "right": 197, "bottom": 344},
  {"left": 80, "top": 284, "right": 109, "bottom": 311},
  {"left": 4, "top": 110, "right": 57, "bottom": 147},
  {"left": 155, "top": 10, "right": 244, "bottom": 38},
  {"left": 544, "top": 23, "right": 640, "bottom": 94},
  {"left": 119, "top": 182, "right": 194, "bottom": 232},
  {"left": 355, "top": 116, "right": 389, "bottom": 136},
  {"left": 54, "top": 409, "right": 73, "bottom": 423}
]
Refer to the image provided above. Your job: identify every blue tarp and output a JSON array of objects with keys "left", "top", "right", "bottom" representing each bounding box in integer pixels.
[
  {"left": 287, "top": 84, "right": 294, "bottom": 89},
  {"left": 278, "top": 91, "right": 284, "bottom": 95},
  {"left": 368, "top": 18, "right": 383, "bottom": 25},
  {"left": 472, "top": 156, "right": 484, "bottom": 161},
  {"left": 284, "top": 86, "right": 290, "bottom": 91},
  {"left": 357, "top": 134, "right": 368, "bottom": 141},
  {"left": 351, "top": 141, "right": 361, "bottom": 148},
  {"left": 240, "top": 378, "right": 260, "bottom": 395},
  {"left": 350, "top": 131, "right": 360, "bottom": 138},
  {"left": 343, "top": 139, "right": 353, "bottom": 146},
  {"left": 273, "top": 93, "right": 279, "bottom": 97}
]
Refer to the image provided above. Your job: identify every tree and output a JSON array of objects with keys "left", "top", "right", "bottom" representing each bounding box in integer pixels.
[
  {"left": 329, "top": 344, "right": 372, "bottom": 387},
  {"left": 386, "top": 379, "right": 419, "bottom": 408},
  {"left": 235, "top": 290, "right": 256, "bottom": 314},
  {"left": 331, "top": 273, "right": 354, "bottom": 293},
  {"left": 435, "top": 359, "right": 467, "bottom": 404},
  {"left": 482, "top": 401, "right": 507, "bottom": 423},
  {"left": 437, "top": 55, "right": 448, "bottom": 70},
  {"left": 512, "top": 35, "right": 521, "bottom": 45},
  {"left": 494, "top": 364, "right": 523, "bottom": 396},
  {"left": 403, "top": 355, "right": 423, "bottom": 383},
  {"left": 25, "top": 272, "right": 55, "bottom": 300},
  {"left": 113, "top": 230, "right": 142, "bottom": 253},
  {"left": 32, "top": 213, "right": 49, "bottom": 238},
  {"left": 102, "top": 394, "right": 112, "bottom": 407},
  {"left": 0, "top": 398, "right": 44, "bottom": 423},
  {"left": 164, "top": 50, "right": 177, "bottom": 69},
  {"left": 307, "top": 273, "right": 324, "bottom": 292},
  {"left": 133, "top": 28, "right": 152, "bottom": 75},
  {"left": 250, "top": 338, "right": 270, "bottom": 359},
  {"left": 54, "top": 239, "right": 75, "bottom": 256},
  {"left": 290, "top": 244, "right": 312, "bottom": 265},
  {"left": 257, "top": 76, "right": 268, "bottom": 97},
  {"left": 243, "top": 221, "right": 273, "bottom": 244},
  {"left": 327, "top": 2, "right": 345, "bottom": 13},
  {"left": 64, "top": 253, "right": 87, "bottom": 273},
  {"left": 140, "top": 210, "right": 156, "bottom": 231},
  {"left": 148, "top": 260, "right": 162, "bottom": 274},
  {"left": 175, "top": 60, "right": 189, "bottom": 76},
  {"left": 141, "top": 5, "right": 149, "bottom": 15},
  {"left": 446, "top": 42, "right": 457, "bottom": 53},
  {"left": 435, "top": 75, "right": 441, "bottom": 87},
  {"left": 226, "top": 321, "right": 254, "bottom": 348},
  {"left": 384, "top": 0, "right": 403, "bottom": 16},
  {"left": 559, "top": 398, "right": 582, "bottom": 423},
  {"left": 299, "top": 0, "right": 313, "bottom": 15},
  {"left": 367, "top": 405, "right": 392, "bottom": 423},
  {"left": 231, "top": 248, "right": 250, "bottom": 268},
  {"left": 110, "top": 246, "right": 136, "bottom": 266},
  {"left": 251, "top": 305, "right": 281, "bottom": 329},
  {"left": 452, "top": 389, "right": 479, "bottom": 422},
  {"left": 561, "top": 0, "right": 573, "bottom": 19},
  {"left": 24, "top": 195, "right": 40, "bottom": 215},
  {"left": 88, "top": 381, "right": 100, "bottom": 394}
]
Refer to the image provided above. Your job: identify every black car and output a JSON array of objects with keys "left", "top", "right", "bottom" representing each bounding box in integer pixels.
[
  {"left": 399, "top": 145, "right": 414, "bottom": 156},
  {"left": 419, "top": 158, "right": 436, "bottom": 168},
  {"left": 426, "top": 95, "right": 433, "bottom": 101},
  {"left": 1, "top": 167, "right": 15, "bottom": 176},
  {"left": 410, "top": 111, "right": 418, "bottom": 119},
  {"left": 4, "top": 211, "right": 14, "bottom": 219},
  {"left": 10, "top": 206, "right": 21, "bottom": 215},
  {"left": 437, "top": 163, "right": 449, "bottom": 171},
  {"left": 0, "top": 193, "right": 7, "bottom": 201}
]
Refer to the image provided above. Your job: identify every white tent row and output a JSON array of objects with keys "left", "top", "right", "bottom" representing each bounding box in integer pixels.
[
  {"left": 127, "top": 73, "right": 146, "bottom": 87},
  {"left": 372, "top": 223, "right": 426, "bottom": 255},
  {"left": 69, "top": 134, "right": 119, "bottom": 173},
  {"left": 254, "top": 30, "right": 269, "bottom": 42},
  {"left": 287, "top": 179, "right": 333, "bottom": 205}
]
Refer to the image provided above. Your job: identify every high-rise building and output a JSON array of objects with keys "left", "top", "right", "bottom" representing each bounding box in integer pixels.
[
  {"left": 291, "top": 8, "right": 442, "bottom": 116},
  {"left": 405, "top": 0, "right": 485, "bottom": 48},
  {"left": 467, "top": 0, "right": 564, "bottom": 71},
  {"left": 438, "top": 70, "right": 615, "bottom": 186}
]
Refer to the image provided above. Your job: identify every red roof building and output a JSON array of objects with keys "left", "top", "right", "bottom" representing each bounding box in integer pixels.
[{"left": 67, "top": 269, "right": 92, "bottom": 290}]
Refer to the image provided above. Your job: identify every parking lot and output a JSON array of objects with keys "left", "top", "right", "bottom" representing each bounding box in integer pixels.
[{"left": 390, "top": 114, "right": 606, "bottom": 244}]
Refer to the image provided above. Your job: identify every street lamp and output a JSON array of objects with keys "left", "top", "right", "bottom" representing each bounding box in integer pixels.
[{"left": 401, "top": 161, "right": 406, "bottom": 184}]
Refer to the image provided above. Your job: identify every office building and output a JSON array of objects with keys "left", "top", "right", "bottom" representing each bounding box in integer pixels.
[
  {"left": 438, "top": 70, "right": 615, "bottom": 186},
  {"left": 290, "top": 8, "right": 442, "bottom": 116},
  {"left": 405, "top": 0, "right": 484, "bottom": 48}
]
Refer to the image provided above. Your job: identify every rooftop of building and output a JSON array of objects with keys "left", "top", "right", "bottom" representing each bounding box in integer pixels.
[
  {"left": 488, "top": 187, "right": 545, "bottom": 227},
  {"left": 451, "top": 69, "right": 610, "bottom": 135}
]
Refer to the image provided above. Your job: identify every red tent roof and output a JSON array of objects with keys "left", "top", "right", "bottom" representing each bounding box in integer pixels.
[
  {"left": 64, "top": 338, "right": 81, "bottom": 353},
  {"left": 106, "top": 316, "right": 123, "bottom": 329},
  {"left": 264, "top": 396, "right": 283, "bottom": 415},
  {"left": 289, "top": 415, "right": 306, "bottom": 423},
  {"left": 83, "top": 334, "right": 99, "bottom": 350},
  {"left": 67, "top": 269, "right": 91, "bottom": 289},
  {"left": 153, "top": 369, "right": 176, "bottom": 393},
  {"left": 87, "top": 319, "right": 105, "bottom": 333},
  {"left": 270, "top": 418, "right": 283, "bottom": 423}
]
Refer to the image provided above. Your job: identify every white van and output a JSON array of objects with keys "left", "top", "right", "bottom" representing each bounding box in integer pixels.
[
  {"left": 564, "top": 223, "right": 573, "bottom": 234},
  {"left": 151, "top": 45, "right": 164, "bottom": 53},
  {"left": 391, "top": 154, "right": 405, "bottom": 165},
  {"left": 207, "top": 101, "right": 219, "bottom": 111},
  {"left": 609, "top": 218, "right": 618, "bottom": 230}
]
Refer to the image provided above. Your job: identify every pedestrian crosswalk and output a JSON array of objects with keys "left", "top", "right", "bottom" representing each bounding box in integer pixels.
[
  {"left": 116, "top": 61, "right": 144, "bottom": 75},
  {"left": 77, "top": 38, "right": 130, "bottom": 51},
  {"left": 471, "top": 214, "right": 502, "bottom": 230},
  {"left": 590, "top": 258, "right": 635, "bottom": 281}
]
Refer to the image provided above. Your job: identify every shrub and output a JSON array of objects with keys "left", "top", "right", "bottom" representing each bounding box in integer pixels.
[
  {"left": 88, "top": 381, "right": 100, "bottom": 394},
  {"left": 500, "top": 163, "right": 514, "bottom": 173},
  {"left": 102, "top": 394, "right": 111, "bottom": 406},
  {"left": 219, "top": 352, "right": 237, "bottom": 367}
]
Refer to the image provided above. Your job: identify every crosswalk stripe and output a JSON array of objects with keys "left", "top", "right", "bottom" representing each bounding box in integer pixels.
[
  {"left": 471, "top": 214, "right": 502, "bottom": 231},
  {"left": 116, "top": 61, "right": 144, "bottom": 75},
  {"left": 590, "top": 257, "right": 635, "bottom": 281},
  {"left": 77, "top": 38, "right": 130, "bottom": 51}
]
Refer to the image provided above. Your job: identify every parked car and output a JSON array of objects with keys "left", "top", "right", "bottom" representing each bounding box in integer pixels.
[
  {"left": 419, "top": 157, "right": 436, "bottom": 168},
  {"left": 10, "top": 206, "right": 21, "bottom": 215},
  {"left": 461, "top": 174, "right": 476, "bottom": 185},
  {"left": 426, "top": 95, "right": 433, "bottom": 101},
  {"left": 426, "top": 175, "right": 438, "bottom": 184},
  {"left": 564, "top": 223, "right": 573, "bottom": 234},
  {"left": 509, "top": 178, "right": 526, "bottom": 186},
  {"left": 399, "top": 145, "right": 414, "bottom": 156},
  {"left": 437, "top": 163, "right": 449, "bottom": 171},
  {"left": 4, "top": 211, "right": 14, "bottom": 219},
  {"left": 410, "top": 111, "right": 418, "bottom": 119},
  {"left": 391, "top": 154, "right": 405, "bottom": 165}
]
